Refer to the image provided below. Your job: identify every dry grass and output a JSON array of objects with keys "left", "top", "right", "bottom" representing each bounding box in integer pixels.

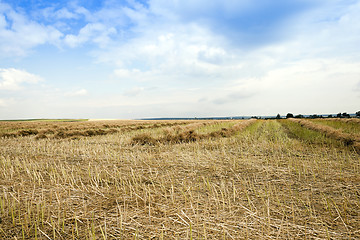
[
  {"left": 0, "top": 120, "right": 190, "bottom": 140},
  {"left": 131, "top": 119, "right": 257, "bottom": 145},
  {"left": 0, "top": 119, "right": 359, "bottom": 239}
]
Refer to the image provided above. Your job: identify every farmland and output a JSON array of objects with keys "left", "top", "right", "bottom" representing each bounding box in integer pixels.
[{"left": 0, "top": 118, "right": 359, "bottom": 239}]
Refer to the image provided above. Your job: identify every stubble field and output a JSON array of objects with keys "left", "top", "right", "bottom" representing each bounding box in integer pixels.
[{"left": 0, "top": 118, "right": 359, "bottom": 239}]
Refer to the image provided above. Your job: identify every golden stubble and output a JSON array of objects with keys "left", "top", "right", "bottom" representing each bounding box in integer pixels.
[{"left": 0, "top": 119, "right": 359, "bottom": 239}]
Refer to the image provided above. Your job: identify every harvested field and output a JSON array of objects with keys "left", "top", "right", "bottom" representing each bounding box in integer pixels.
[{"left": 0, "top": 119, "right": 359, "bottom": 239}]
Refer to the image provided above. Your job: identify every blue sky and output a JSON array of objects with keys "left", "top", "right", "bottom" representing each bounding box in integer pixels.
[{"left": 0, "top": 0, "right": 359, "bottom": 119}]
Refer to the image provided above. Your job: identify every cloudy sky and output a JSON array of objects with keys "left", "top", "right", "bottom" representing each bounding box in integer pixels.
[{"left": 0, "top": 0, "right": 359, "bottom": 119}]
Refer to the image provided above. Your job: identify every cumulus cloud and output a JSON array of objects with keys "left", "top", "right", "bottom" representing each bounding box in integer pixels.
[
  {"left": 61, "top": 1, "right": 147, "bottom": 48},
  {"left": 0, "top": 3, "right": 63, "bottom": 56},
  {"left": 0, "top": 68, "right": 42, "bottom": 90},
  {"left": 101, "top": 24, "right": 238, "bottom": 87}
]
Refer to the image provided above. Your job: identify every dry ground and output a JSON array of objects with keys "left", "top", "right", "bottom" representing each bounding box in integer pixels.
[{"left": 0, "top": 119, "right": 359, "bottom": 239}]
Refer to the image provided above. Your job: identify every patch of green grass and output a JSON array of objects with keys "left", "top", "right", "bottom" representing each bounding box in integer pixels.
[
  {"left": 278, "top": 119, "right": 344, "bottom": 147},
  {"left": 241, "top": 119, "right": 263, "bottom": 136},
  {"left": 256, "top": 120, "right": 289, "bottom": 143},
  {"left": 195, "top": 121, "right": 236, "bottom": 134}
]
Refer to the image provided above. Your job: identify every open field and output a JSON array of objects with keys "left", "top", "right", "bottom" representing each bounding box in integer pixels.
[{"left": 0, "top": 119, "right": 359, "bottom": 239}]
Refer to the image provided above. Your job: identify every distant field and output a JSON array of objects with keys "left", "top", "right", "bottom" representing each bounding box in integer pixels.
[
  {"left": 0, "top": 119, "right": 89, "bottom": 122},
  {"left": 0, "top": 119, "right": 359, "bottom": 239}
]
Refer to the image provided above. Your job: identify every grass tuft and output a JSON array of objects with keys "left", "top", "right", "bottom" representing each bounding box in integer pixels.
[{"left": 130, "top": 133, "right": 157, "bottom": 145}]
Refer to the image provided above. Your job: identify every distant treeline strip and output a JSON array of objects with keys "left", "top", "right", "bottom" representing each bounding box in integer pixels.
[
  {"left": 288, "top": 118, "right": 360, "bottom": 152},
  {"left": 131, "top": 119, "right": 257, "bottom": 145}
]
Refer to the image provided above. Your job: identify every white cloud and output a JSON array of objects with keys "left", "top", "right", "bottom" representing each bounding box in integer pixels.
[
  {"left": 100, "top": 23, "right": 239, "bottom": 87},
  {"left": 0, "top": 98, "right": 7, "bottom": 107},
  {"left": 98, "top": 0, "right": 360, "bottom": 117},
  {"left": 65, "top": 89, "right": 88, "bottom": 96},
  {"left": 54, "top": 8, "right": 79, "bottom": 20},
  {"left": 37, "top": 7, "right": 79, "bottom": 21},
  {"left": 123, "top": 87, "right": 145, "bottom": 97},
  {"left": 225, "top": 58, "right": 360, "bottom": 114},
  {"left": 64, "top": 23, "right": 116, "bottom": 48},
  {"left": 113, "top": 68, "right": 146, "bottom": 80},
  {"left": 0, "top": 68, "right": 42, "bottom": 90},
  {"left": 94, "top": 1, "right": 358, "bottom": 90},
  {"left": 0, "top": 3, "right": 63, "bottom": 56}
]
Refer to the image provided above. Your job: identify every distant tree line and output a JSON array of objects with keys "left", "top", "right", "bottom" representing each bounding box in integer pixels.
[{"left": 273, "top": 111, "right": 360, "bottom": 119}]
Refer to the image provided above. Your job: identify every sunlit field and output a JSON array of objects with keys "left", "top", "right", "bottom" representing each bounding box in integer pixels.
[{"left": 0, "top": 119, "right": 359, "bottom": 239}]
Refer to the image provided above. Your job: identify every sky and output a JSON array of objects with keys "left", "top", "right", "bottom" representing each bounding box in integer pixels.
[{"left": 0, "top": 0, "right": 359, "bottom": 119}]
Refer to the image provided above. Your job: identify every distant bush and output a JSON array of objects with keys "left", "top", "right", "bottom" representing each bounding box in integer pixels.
[
  {"left": 336, "top": 112, "right": 350, "bottom": 118},
  {"left": 342, "top": 112, "right": 351, "bottom": 118}
]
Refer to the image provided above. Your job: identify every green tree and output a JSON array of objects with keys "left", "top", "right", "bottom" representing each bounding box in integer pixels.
[{"left": 286, "top": 113, "right": 294, "bottom": 118}]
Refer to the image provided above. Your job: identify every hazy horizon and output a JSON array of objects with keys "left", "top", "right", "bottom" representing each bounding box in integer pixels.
[{"left": 1, "top": 0, "right": 359, "bottom": 119}]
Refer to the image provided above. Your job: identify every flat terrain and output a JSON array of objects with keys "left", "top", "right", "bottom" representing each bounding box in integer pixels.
[{"left": 0, "top": 119, "right": 359, "bottom": 239}]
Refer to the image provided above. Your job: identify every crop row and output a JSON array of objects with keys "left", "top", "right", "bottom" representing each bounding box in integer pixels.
[
  {"left": 130, "top": 119, "right": 257, "bottom": 145},
  {"left": 288, "top": 118, "right": 360, "bottom": 152},
  {"left": 0, "top": 120, "right": 192, "bottom": 139}
]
